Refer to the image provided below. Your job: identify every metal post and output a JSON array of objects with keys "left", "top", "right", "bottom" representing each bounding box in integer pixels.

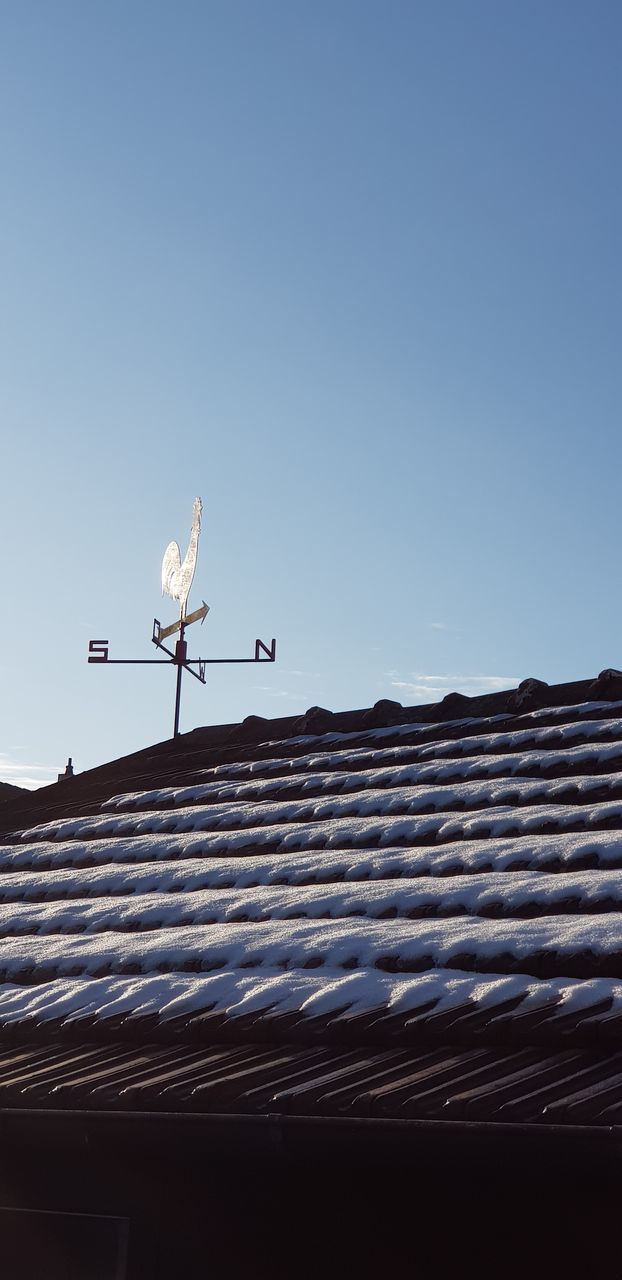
[{"left": 173, "top": 621, "right": 187, "bottom": 739}]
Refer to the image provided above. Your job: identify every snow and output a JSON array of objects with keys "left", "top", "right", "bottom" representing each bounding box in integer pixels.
[
  {"left": 18, "top": 769, "right": 622, "bottom": 847},
  {"left": 0, "top": 829, "right": 621, "bottom": 907},
  {"left": 0, "top": 967, "right": 617, "bottom": 1032},
  {"left": 275, "top": 712, "right": 509, "bottom": 750},
  {"left": 1, "top": 697, "right": 622, "bottom": 1035},
  {"left": 1, "top": 868, "right": 622, "bottom": 940},
  {"left": 0, "top": 912, "right": 620, "bottom": 985},
  {"left": 6, "top": 797, "right": 622, "bottom": 891},
  {"left": 273, "top": 698, "right": 622, "bottom": 755},
  {"left": 204, "top": 702, "right": 622, "bottom": 777},
  {"left": 8, "top": 795, "right": 622, "bottom": 891},
  {"left": 100, "top": 737, "right": 622, "bottom": 815},
  {"left": 159, "top": 710, "right": 622, "bottom": 790}
]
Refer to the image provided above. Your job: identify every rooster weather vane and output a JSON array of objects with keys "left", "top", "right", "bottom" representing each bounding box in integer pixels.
[
  {"left": 162, "top": 495, "right": 204, "bottom": 623},
  {"left": 89, "top": 497, "right": 276, "bottom": 738}
]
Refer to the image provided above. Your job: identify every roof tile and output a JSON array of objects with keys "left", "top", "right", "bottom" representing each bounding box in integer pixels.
[{"left": 2, "top": 678, "right": 622, "bottom": 1126}]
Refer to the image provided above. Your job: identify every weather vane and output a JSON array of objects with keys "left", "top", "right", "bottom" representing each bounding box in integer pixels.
[{"left": 88, "top": 497, "right": 276, "bottom": 738}]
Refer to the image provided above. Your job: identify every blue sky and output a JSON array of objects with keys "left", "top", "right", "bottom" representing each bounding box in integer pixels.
[{"left": 1, "top": 0, "right": 620, "bottom": 788}]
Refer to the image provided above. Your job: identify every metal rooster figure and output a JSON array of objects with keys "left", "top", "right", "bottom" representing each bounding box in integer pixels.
[
  {"left": 161, "top": 496, "right": 205, "bottom": 623},
  {"left": 88, "top": 496, "right": 277, "bottom": 740}
]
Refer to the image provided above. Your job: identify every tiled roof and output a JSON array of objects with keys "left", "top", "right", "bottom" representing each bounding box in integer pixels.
[
  {"left": 0, "top": 781, "right": 22, "bottom": 805},
  {"left": 3, "top": 671, "right": 622, "bottom": 1132}
]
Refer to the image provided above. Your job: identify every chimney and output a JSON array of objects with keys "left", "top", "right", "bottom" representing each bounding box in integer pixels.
[{"left": 57, "top": 757, "right": 74, "bottom": 782}]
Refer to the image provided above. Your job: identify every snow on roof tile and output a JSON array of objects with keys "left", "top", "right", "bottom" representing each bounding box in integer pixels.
[{"left": 2, "top": 685, "right": 622, "bottom": 1054}]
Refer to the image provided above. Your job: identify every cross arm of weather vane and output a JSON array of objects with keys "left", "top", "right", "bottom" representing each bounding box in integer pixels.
[
  {"left": 151, "top": 622, "right": 276, "bottom": 670},
  {"left": 89, "top": 631, "right": 276, "bottom": 674}
]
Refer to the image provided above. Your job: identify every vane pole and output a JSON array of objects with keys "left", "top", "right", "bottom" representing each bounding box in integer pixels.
[{"left": 173, "top": 619, "right": 186, "bottom": 739}]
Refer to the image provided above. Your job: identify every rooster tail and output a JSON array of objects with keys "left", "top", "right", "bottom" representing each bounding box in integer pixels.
[{"left": 161, "top": 541, "right": 182, "bottom": 597}]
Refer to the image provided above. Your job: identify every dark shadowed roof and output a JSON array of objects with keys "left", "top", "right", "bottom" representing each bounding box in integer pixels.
[
  {"left": 0, "top": 781, "right": 23, "bottom": 807},
  {"left": 3, "top": 668, "right": 622, "bottom": 1136}
]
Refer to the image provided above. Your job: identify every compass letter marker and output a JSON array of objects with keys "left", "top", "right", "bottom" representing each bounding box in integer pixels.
[
  {"left": 255, "top": 638, "right": 276, "bottom": 662},
  {"left": 88, "top": 640, "right": 109, "bottom": 663}
]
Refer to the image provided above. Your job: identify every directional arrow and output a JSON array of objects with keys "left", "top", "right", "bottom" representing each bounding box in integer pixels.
[
  {"left": 155, "top": 601, "right": 209, "bottom": 643},
  {"left": 182, "top": 600, "right": 210, "bottom": 629}
]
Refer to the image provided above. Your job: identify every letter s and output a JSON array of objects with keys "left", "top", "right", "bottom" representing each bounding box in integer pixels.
[{"left": 88, "top": 640, "right": 109, "bottom": 663}]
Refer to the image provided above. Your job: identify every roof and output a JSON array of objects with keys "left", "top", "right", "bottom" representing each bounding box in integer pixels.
[
  {"left": 3, "top": 669, "right": 622, "bottom": 1137},
  {"left": 0, "top": 781, "right": 23, "bottom": 806}
]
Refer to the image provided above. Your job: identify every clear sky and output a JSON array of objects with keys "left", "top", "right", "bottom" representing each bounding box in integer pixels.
[{"left": 1, "top": 0, "right": 620, "bottom": 788}]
